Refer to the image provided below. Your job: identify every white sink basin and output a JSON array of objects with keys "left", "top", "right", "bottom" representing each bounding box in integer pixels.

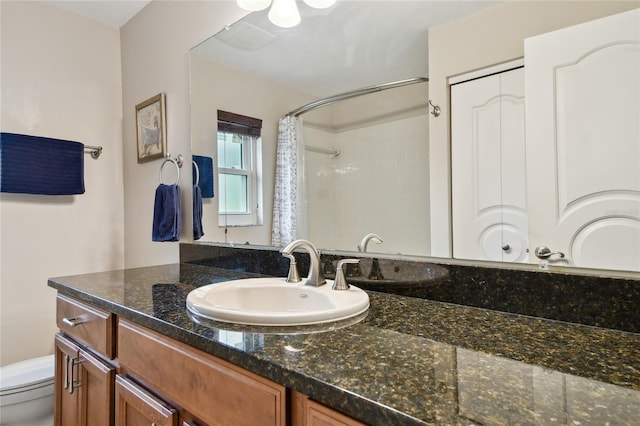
[{"left": 186, "top": 277, "right": 369, "bottom": 326}]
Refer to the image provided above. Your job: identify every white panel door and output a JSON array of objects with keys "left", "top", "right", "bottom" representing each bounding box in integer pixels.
[
  {"left": 452, "top": 68, "right": 528, "bottom": 262},
  {"left": 525, "top": 9, "right": 640, "bottom": 272}
]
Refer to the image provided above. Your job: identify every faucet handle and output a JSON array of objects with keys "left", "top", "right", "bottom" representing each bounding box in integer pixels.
[
  {"left": 283, "top": 253, "right": 301, "bottom": 283},
  {"left": 333, "top": 259, "right": 360, "bottom": 291}
]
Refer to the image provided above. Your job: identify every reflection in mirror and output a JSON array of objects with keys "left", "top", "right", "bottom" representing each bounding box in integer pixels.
[
  {"left": 299, "top": 82, "right": 430, "bottom": 255},
  {"left": 270, "top": 79, "right": 431, "bottom": 255},
  {"left": 456, "top": 348, "right": 640, "bottom": 424},
  {"left": 190, "top": 1, "right": 495, "bottom": 255},
  {"left": 190, "top": 1, "right": 640, "bottom": 274},
  {"left": 216, "top": 110, "right": 264, "bottom": 228}
]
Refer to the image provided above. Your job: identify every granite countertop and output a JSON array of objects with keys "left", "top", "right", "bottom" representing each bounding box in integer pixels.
[{"left": 48, "top": 263, "right": 640, "bottom": 425}]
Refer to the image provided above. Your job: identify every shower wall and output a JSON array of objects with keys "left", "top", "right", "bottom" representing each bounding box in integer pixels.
[{"left": 304, "top": 112, "right": 430, "bottom": 255}]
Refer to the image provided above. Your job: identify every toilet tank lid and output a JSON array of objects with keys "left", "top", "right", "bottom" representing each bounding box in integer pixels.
[{"left": 0, "top": 355, "right": 55, "bottom": 390}]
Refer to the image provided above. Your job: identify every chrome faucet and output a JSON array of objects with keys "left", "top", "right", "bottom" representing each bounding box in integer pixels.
[
  {"left": 280, "top": 239, "right": 326, "bottom": 287},
  {"left": 357, "top": 233, "right": 383, "bottom": 252}
]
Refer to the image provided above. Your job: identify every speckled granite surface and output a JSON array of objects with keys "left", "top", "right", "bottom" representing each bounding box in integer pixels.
[
  {"left": 181, "top": 243, "right": 640, "bottom": 333},
  {"left": 49, "top": 263, "right": 640, "bottom": 426}
]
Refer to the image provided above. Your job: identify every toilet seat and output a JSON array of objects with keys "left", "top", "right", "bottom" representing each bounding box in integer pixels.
[
  {"left": 0, "top": 354, "right": 55, "bottom": 425},
  {"left": 0, "top": 354, "right": 55, "bottom": 401},
  {"left": 0, "top": 354, "right": 55, "bottom": 393}
]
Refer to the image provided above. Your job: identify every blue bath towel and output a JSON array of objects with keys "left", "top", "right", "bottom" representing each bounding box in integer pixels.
[
  {"left": 152, "top": 184, "right": 181, "bottom": 242},
  {"left": 193, "top": 185, "right": 204, "bottom": 240},
  {"left": 0, "top": 132, "right": 85, "bottom": 195},
  {"left": 192, "top": 155, "right": 214, "bottom": 199}
]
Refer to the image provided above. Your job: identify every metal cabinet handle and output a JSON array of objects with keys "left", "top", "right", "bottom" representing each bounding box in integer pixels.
[
  {"left": 68, "top": 357, "right": 83, "bottom": 394},
  {"left": 501, "top": 243, "right": 510, "bottom": 251},
  {"left": 62, "top": 316, "right": 87, "bottom": 327},
  {"left": 64, "top": 354, "right": 70, "bottom": 391},
  {"left": 534, "top": 246, "right": 565, "bottom": 260}
]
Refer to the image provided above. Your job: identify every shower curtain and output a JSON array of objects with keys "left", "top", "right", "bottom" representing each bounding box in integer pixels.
[{"left": 272, "top": 115, "right": 308, "bottom": 246}]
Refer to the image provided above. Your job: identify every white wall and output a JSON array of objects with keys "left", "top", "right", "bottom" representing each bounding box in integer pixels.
[
  {"left": 0, "top": 1, "right": 124, "bottom": 365},
  {"left": 120, "top": 1, "right": 248, "bottom": 268},
  {"left": 337, "top": 115, "right": 429, "bottom": 255},
  {"left": 428, "top": 0, "right": 639, "bottom": 257},
  {"left": 303, "top": 84, "right": 430, "bottom": 255},
  {"left": 304, "top": 126, "right": 338, "bottom": 246}
]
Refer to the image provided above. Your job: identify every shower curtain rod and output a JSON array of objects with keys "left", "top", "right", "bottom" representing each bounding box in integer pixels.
[{"left": 287, "top": 77, "right": 428, "bottom": 118}]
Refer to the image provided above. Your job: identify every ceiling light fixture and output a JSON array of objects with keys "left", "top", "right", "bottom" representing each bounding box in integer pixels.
[{"left": 237, "top": 0, "right": 337, "bottom": 28}]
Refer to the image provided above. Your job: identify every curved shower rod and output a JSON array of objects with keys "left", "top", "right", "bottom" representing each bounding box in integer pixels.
[{"left": 287, "top": 77, "right": 429, "bottom": 118}]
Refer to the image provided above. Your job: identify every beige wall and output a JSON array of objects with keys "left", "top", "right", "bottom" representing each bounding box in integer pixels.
[
  {"left": 0, "top": 2, "right": 124, "bottom": 365},
  {"left": 120, "top": 1, "right": 248, "bottom": 267},
  {"left": 428, "top": 0, "right": 639, "bottom": 257},
  {"left": 0, "top": 0, "right": 249, "bottom": 366}
]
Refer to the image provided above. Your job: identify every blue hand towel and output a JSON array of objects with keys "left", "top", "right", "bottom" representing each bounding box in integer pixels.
[
  {"left": 0, "top": 132, "right": 85, "bottom": 195},
  {"left": 152, "top": 184, "right": 181, "bottom": 242},
  {"left": 192, "top": 155, "right": 214, "bottom": 199},
  {"left": 193, "top": 184, "right": 204, "bottom": 240}
]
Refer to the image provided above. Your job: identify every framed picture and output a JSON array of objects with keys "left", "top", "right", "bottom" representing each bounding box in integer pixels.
[{"left": 135, "top": 93, "right": 167, "bottom": 163}]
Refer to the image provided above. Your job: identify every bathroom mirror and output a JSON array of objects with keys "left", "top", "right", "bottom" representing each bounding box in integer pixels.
[{"left": 189, "top": 1, "right": 639, "bottom": 274}]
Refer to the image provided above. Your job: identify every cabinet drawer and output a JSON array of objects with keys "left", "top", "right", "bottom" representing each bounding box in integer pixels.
[
  {"left": 115, "top": 375, "right": 177, "bottom": 426},
  {"left": 57, "top": 294, "right": 115, "bottom": 359},
  {"left": 118, "top": 320, "right": 286, "bottom": 426},
  {"left": 291, "top": 391, "right": 367, "bottom": 426}
]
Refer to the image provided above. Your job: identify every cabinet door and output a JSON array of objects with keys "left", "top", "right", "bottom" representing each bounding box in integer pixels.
[
  {"left": 78, "top": 347, "right": 115, "bottom": 426},
  {"left": 115, "top": 375, "right": 177, "bottom": 426},
  {"left": 55, "top": 334, "right": 80, "bottom": 426},
  {"left": 54, "top": 334, "right": 115, "bottom": 426}
]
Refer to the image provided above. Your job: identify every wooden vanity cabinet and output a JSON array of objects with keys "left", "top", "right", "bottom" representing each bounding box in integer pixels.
[
  {"left": 117, "top": 319, "right": 287, "bottom": 426},
  {"left": 54, "top": 294, "right": 116, "bottom": 426},
  {"left": 55, "top": 294, "right": 368, "bottom": 426}
]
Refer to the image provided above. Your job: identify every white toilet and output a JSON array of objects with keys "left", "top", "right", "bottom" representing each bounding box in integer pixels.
[{"left": 0, "top": 355, "right": 55, "bottom": 425}]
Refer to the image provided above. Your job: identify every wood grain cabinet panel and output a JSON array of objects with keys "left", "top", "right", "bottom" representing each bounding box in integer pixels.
[
  {"left": 54, "top": 293, "right": 367, "bottom": 426},
  {"left": 117, "top": 319, "right": 286, "bottom": 426},
  {"left": 55, "top": 334, "right": 80, "bottom": 426},
  {"left": 115, "top": 375, "right": 177, "bottom": 426},
  {"left": 56, "top": 294, "right": 115, "bottom": 359},
  {"left": 291, "top": 391, "right": 366, "bottom": 426},
  {"left": 54, "top": 334, "right": 115, "bottom": 426}
]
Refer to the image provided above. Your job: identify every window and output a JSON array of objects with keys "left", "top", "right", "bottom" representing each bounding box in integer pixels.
[{"left": 217, "top": 110, "right": 263, "bottom": 227}]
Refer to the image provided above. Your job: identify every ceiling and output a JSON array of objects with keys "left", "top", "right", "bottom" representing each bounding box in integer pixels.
[
  {"left": 42, "top": 0, "right": 501, "bottom": 97},
  {"left": 42, "top": 0, "right": 151, "bottom": 27},
  {"left": 191, "top": 1, "right": 500, "bottom": 97}
]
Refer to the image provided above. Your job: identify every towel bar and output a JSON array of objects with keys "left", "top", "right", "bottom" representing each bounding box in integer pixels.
[
  {"left": 159, "top": 158, "right": 181, "bottom": 185},
  {"left": 166, "top": 153, "right": 183, "bottom": 168},
  {"left": 192, "top": 160, "right": 200, "bottom": 186},
  {"left": 84, "top": 145, "right": 103, "bottom": 159}
]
